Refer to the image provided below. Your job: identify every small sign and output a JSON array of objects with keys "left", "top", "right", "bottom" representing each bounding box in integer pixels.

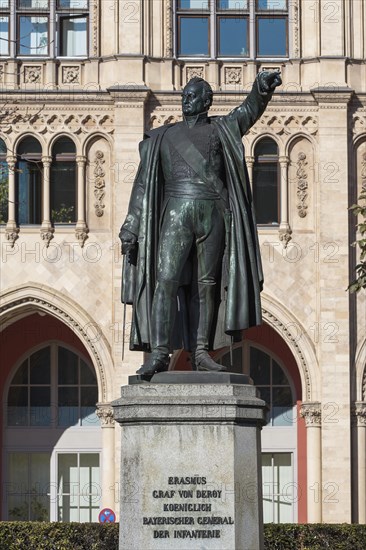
[{"left": 99, "top": 507, "right": 116, "bottom": 523}]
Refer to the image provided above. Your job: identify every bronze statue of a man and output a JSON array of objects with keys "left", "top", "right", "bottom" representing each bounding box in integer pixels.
[{"left": 120, "top": 71, "right": 281, "bottom": 376}]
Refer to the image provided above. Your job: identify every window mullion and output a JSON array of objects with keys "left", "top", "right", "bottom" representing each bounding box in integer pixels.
[
  {"left": 51, "top": 343, "right": 57, "bottom": 428},
  {"left": 249, "top": 0, "right": 255, "bottom": 59},
  {"left": 49, "top": 0, "right": 55, "bottom": 57},
  {"left": 10, "top": 0, "right": 15, "bottom": 57},
  {"left": 210, "top": 0, "right": 215, "bottom": 59}
]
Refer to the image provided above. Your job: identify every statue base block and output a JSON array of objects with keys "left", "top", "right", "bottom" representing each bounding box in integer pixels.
[{"left": 112, "top": 378, "right": 266, "bottom": 550}]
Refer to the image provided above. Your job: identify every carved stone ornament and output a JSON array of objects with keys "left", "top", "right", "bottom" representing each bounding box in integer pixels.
[
  {"left": 186, "top": 66, "right": 204, "bottom": 82},
  {"left": 353, "top": 402, "right": 366, "bottom": 427},
  {"left": 0, "top": 65, "right": 4, "bottom": 83},
  {"left": 40, "top": 226, "right": 55, "bottom": 247},
  {"left": 300, "top": 402, "right": 321, "bottom": 427},
  {"left": 75, "top": 226, "right": 89, "bottom": 247},
  {"left": 279, "top": 227, "right": 292, "bottom": 248},
  {"left": 361, "top": 152, "right": 366, "bottom": 192},
  {"left": 96, "top": 404, "right": 115, "bottom": 426},
  {"left": 62, "top": 66, "right": 80, "bottom": 84},
  {"left": 24, "top": 66, "right": 42, "bottom": 84},
  {"left": 5, "top": 227, "right": 19, "bottom": 247},
  {"left": 250, "top": 114, "right": 318, "bottom": 136},
  {"left": 93, "top": 150, "right": 106, "bottom": 217},
  {"left": 296, "top": 152, "right": 308, "bottom": 217},
  {"left": 225, "top": 67, "right": 242, "bottom": 85}
]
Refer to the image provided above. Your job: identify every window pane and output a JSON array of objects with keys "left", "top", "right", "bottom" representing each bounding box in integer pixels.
[
  {"left": 58, "top": 347, "right": 78, "bottom": 384},
  {"left": 218, "top": 0, "right": 248, "bottom": 9},
  {"left": 272, "top": 387, "right": 293, "bottom": 426},
  {"left": 30, "top": 347, "right": 51, "bottom": 384},
  {"left": 79, "top": 454, "right": 100, "bottom": 520},
  {"left": 17, "top": 161, "right": 42, "bottom": 225},
  {"left": 30, "top": 453, "right": 50, "bottom": 520},
  {"left": 257, "top": 0, "right": 286, "bottom": 9},
  {"left": 51, "top": 163, "right": 76, "bottom": 223},
  {"left": 220, "top": 347, "right": 243, "bottom": 373},
  {"left": 0, "top": 17, "right": 9, "bottom": 56},
  {"left": 255, "top": 137, "right": 278, "bottom": 156},
  {"left": 18, "top": 0, "right": 49, "bottom": 8},
  {"left": 0, "top": 0, "right": 9, "bottom": 7},
  {"left": 8, "top": 386, "right": 28, "bottom": 426},
  {"left": 60, "top": 16, "right": 87, "bottom": 56},
  {"left": 58, "top": 453, "right": 78, "bottom": 522},
  {"left": 30, "top": 386, "right": 51, "bottom": 426},
  {"left": 80, "top": 360, "right": 97, "bottom": 385},
  {"left": 58, "top": 386, "right": 79, "bottom": 426},
  {"left": 179, "top": 0, "right": 209, "bottom": 9},
  {"left": 0, "top": 160, "right": 9, "bottom": 223},
  {"left": 18, "top": 17, "right": 48, "bottom": 55},
  {"left": 257, "top": 18, "right": 287, "bottom": 56},
  {"left": 272, "top": 360, "right": 289, "bottom": 385},
  {"left": 58, "top": 0, "right": 88, "bottom": 8},
  {"left": 11, "top": 359, "right": 28, "bottom": 384},
  {"left": 253, "top": 162, "right": 279, "bottom": 224},
  {"left": 250, "top": 347, "right": 270, "bottom": 385},
  {"left": 179, "top": 17, "right": 209, "bottom": 56},
  {"left": 80, "top": 386, "right": 98, "bottom": 426},
  {"left": 218, "top": 17, "right": 248, "bottom": 56}
]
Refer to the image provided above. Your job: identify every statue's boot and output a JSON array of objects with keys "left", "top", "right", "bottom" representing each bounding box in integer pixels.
[
  {"left": 192, "top": 283, "right": 227, "bottom": 372},
  {"left": 136, "top": 280, "right": 176, "bottom": 376}
]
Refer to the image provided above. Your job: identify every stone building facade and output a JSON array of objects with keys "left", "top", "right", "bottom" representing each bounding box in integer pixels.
[{"left": 0, "top": 0, "right": 365, "bottom": 525}]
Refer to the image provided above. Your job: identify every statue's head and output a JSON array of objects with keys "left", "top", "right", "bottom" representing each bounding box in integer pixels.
[{"left": 182, "top": 77, "right": 213, "bottom": 117}]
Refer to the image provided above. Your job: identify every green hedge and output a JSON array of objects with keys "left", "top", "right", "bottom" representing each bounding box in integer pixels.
[{"left": 1, "top": 523, "right": 366, "bottom": 550}]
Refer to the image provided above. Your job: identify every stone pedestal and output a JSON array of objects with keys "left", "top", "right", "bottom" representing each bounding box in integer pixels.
[{"left": 112, "top": 372, "right": 266, "bottom": 550}]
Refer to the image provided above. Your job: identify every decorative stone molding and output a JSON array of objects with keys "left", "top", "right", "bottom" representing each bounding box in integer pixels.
[
  {"left": 40, "top": 227, "right": 55, "bottom": 247},
  {"left": 24, "top": 65, "right": 42, "bottom": 84},
  {"left": 0, "top": 64, "right": 4, "bottom": 83},
  {"left": 293, "top": 0, "right": 300, "bottom": 58},
  {"left": 92, "top": 0, "right": 98, "bottom": 56},
  {"left": 165, "top": 0, "right": 173, "bottom": 57},
  {"left": 148, "top": 113, "right": 181, "bottom": 130},
  {"left": 225, "top": 67, "right": 242, "bottom": 85},
  {"left": 250, "top": 114, "right": 318, "bottom": 136},
  {"left": 279, "top": 227, "right": 292, "bottom": 248},
  {"left": 0, "top": 290, "right": 107, "bottom": 402},
  {"left": 62, "top": 66, "right": 80, "bottom": 84},
  {"left": 353, "top": 402, "right": 366, "bottom": 427},
  {"left": 5, "top": 227, "right": 19, "bottom": 247},
  {"left": 0, "top": 108, "right": 114, "bottom": 136},
  {"left": 93, "top": 150, "right": 106, "bottom": 217},
  {"left": 361, "top": 152, "right": 366, "bottom": 192},
  {"left": 296, "top": 152, "right": 308, "bottom": 217},
  {"left": 300, "top": 402, "right": 321, "bottom": 427},
  {"left": 75, "top": 226, "right": 89, "bottom": 247},
  {"left": 262, "top": 307, "right": 311, "bottom": 400},
  {"left": 96, "top": 403, "right": 115, "bottom": 426},
  {"left": 186, "top": 66, "right": 204, "bottom": 82}
]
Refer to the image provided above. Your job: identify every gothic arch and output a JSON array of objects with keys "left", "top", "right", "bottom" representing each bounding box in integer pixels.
[
  {"left": 0, "top": 283, "right": 113, "bottom": 402},
  {"left": 261, "top": 293, "right": 320, "bottom": 401},
  {"left": 355, "top": 338, "right": 366, "bottom": 401}
]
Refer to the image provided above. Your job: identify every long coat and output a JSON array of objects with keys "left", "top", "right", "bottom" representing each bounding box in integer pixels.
[{"left": 121, "top": 78, "right": 272, "bottom": 351}]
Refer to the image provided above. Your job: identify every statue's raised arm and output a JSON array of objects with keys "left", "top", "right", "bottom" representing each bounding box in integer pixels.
[{"left": 225, "top": 70, "right": 282, "bottom": 137}]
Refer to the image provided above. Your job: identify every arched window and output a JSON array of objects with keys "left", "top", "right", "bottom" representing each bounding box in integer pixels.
[
  {"left": 216, "top": 342, "right": 297, "bottom": 523},
  {"left": 0, "top": 138, "right": 8, "bottom": 224},
  {"left": 5, "top": 344, "right": 101, "bottom": 522},
  {"left": 16, "top": 137, "right": 42, "bottom": 225},
  {"left": 51, "top": 137, "right": 76, "bottom": 224},
  {"left": 253, "top": 137, "right": 279, "bottom": 225}
]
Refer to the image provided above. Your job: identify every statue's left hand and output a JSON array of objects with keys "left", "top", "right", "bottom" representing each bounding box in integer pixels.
[{"left": 258, "top": 70, "right": 282, "bottom": 92}]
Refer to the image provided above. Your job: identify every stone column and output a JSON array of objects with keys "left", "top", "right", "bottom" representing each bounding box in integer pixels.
[
  {"left": 96, "top": 403, "right": 116, "bottom": 511},
  {"left": 40, "top": 156, "right": 54, "bottom": 247},
  {"left": 278, "top": 155, "right": 292, "bottom": 247},
  {"left": 75, "top": 155, "right": 88, "bottom": 247},
  {"left": 300, "top": 402, "right": 322, "bottom": 522},
  {"left": 354, "top": 402, "right": 366, "bottom": 523},
  {"left": 245, "top": 156, "right": 254, "bottom": 189},
  {"left": 5, "top": 156, "right": 19, "bottom": 247},
  {"left": 113, "top": 373, "right": 266, "bottom": 550}
]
